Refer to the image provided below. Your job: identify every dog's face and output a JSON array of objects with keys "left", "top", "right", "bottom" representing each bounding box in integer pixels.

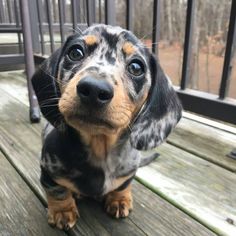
[
  {"left": 32, "top": 24, "right": 182, "bottom": 150},
  {"left": 58, "top": 25, "right": 151, "bottom": 137}
]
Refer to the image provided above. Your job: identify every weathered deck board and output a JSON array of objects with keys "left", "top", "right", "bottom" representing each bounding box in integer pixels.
[
  {"left": 168, "top": 118, "right": 236, "bottom": 172},
  {"left": 0, "top": 151, "right": 65, "bottom": 236},
  {"left": 137, "top": 143, "right": 236, "bottom": 236},
  {"left": 1, "top": 70, "right": 235, "bottom": 172},
  {"left": 0, "top": 70, "right": 29, "bottom": 106},
  {"left": 0, "top": 72, "right": 217, "bottom": 235}
]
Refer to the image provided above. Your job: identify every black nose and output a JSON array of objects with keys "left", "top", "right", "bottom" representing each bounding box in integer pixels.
[{"left": 77, "top": 76, "right": 114, "bottom": 107}]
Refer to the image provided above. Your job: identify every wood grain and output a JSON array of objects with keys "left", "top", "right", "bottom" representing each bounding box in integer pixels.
[
  {"left": 0, "top": 151, "right": 66, "bottom": 236},
  {"left": 168, "top": 118, "right": 236, "bottom": 172},
  {"left": 137, "top": 143, "right": 236, "bottom": 236}
]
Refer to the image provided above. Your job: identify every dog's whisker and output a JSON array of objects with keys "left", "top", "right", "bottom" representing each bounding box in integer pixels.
[
  {"left": 40, "top": 104, "right": 59, "bottom": 108},
  {"left": 127, "top": 124, "right": 132, "bottom": 132},
  {"left": 41, "top": 97, "right": 60, "bottom": 102},
  {"left": 40, "top": 98, "right": 60, "bottom": 104},
  {"left": 43, "top": 108, "right": 61, "bottom": 118},
  {"left": 40, "top": 68, "right": 64, "bottom": 86},
  {"left": 67, "top": 24, "right": 84, "bottom": 36}
]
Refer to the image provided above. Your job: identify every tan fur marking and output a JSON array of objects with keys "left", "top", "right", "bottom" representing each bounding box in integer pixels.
[
  {"left": 47, "top": 191, "right": 79, "bottom": 229},
  {"left": 111, "top": 173, "right": 134, "bottom": 191},
  {"left": 122, "top": 42, "right": 136, "bottom": 55},
  {"left": 78, "top": 131, "right": 123, "bottom": 159},
  {"left": 58, "top": 74, "right": 80, "bottom": 118},
  {"left": 105, "top": 184, "right": 133, "bottom": 218},
  {"left": 84, "top": 35, "right": 98, "bottom": 45},
  {"left": 55, "top": 178, "right": 80, "bottom": 194},
  {"left": 90, "top": 135, "right": 107, "bottom": 159}
]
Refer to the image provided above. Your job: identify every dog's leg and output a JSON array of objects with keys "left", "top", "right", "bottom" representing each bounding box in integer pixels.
[
  {"left": 104, "top": 184, "right": 133, "bottom": 218},
  {"left": 41, "top": 171, "right": 79, "bottom": 230},
  {"left": 46, "top": 191, "right": 79, "bottom": 230}
]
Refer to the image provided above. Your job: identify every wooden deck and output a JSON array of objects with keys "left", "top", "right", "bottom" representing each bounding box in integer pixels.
[{"left": 0, "top": 70, "right": 235, "bottom": 236}]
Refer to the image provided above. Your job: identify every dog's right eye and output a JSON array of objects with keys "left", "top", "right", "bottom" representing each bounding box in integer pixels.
[
  {"left": 68, "top": 46, "right": 84, "bottom": 61},
  {"left": 127, "top": 59, "right": 145, "bottom": 77}
]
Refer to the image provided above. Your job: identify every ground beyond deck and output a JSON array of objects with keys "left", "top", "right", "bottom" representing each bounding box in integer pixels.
[{"left": 0, "top": 71, "right": 235, "bottom": 236}]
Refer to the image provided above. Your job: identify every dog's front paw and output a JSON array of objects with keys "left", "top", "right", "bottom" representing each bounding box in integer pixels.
[
  {"left": 105, "top": 186, "right": 133, "bottom": 218},
  {"left": 47, "top": 195, "right": 79, "bottom": 230}
]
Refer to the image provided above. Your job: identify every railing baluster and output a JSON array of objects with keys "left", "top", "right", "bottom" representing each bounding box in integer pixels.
[
  {"left": 105, "top": 0, "right": 116, "bottom": 26},
  {"left": 180, "top": 0, "right": 195, "bottom": 90},
  {"left": 19, "top": 0, "right": 40, "bottom": 122},
  {"left": 0, "top": 0, "right": 6, "bottom": 22},
  {"left": 152, "top": 0, "right": 160, "bottom": 54},
  {"left": 28, "top": 0, "right": 40, "bottom": 53},
  {"left": 6, "top": 0, "right": 13, "bottom": 23},
  {"left": 98, "top": 0, "right": 102, "bottom": 23},
  {"left": 14, "top": 0, "right": 23, "bottom": 53},
  {"left": 62, "top": 0, "right": 66, "bottom": 23},
  {"left": 71, "top": 0, "right": 78, "bottom": 30},
  {"left": 87, "top": 0, "right": 96, "bottom": 26},
  {"left": 45, "top": 0, "right": 55, "bottom": 53},
  {"left": 219, "top": 0, "right": 236, "bottom": 99},
  {"left": 36, "top": 0, "right": 45, "bottom": 55},
  {"left": 58, "top": 0, "right": 65, "bottom": 44},
  {"left": 126, "top": 0, "right": 134, "bottom": 31}
]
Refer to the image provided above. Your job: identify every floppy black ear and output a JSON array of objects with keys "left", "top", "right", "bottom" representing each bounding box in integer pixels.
[
  {"left": 32, "top": 49, "right": 64, "bottom": 128},
  {"left": 130, "top": 54, "right": 182, "bottom": 150}
]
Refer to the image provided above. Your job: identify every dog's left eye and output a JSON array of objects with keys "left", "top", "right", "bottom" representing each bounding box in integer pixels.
[
  {"left": 127, "top": 60, "right": 145, "bottom": 77},
  {"left": 68, "top": 46, "right": 84, "bottom": 61}
]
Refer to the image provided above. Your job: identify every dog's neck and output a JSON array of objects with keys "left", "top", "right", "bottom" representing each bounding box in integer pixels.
[
  {"left": 90, "top": 134, "right": 118, "bottom": 159},
  {"left": 78, "top": 130, "right": 125, "bottom": 160}
]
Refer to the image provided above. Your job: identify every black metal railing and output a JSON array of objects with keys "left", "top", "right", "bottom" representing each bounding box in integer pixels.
[{"left": 0, "top": 0, "right": 235, "bottom": 124}]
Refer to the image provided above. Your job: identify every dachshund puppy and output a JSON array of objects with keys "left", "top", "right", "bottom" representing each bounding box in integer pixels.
[{"left": 32, "top": 24, "right": 182, "bottom": 230}]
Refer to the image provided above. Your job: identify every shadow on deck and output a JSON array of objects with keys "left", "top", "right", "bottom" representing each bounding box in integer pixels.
[{"left": 0, "top": 71, "right": 235, "bottom": 236}]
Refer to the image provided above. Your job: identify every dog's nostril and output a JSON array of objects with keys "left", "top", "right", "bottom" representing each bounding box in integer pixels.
[
  {"left": 98, "top": 90, "right": 113, "bottom": 101},
  {"left": 78, "top": 85, "right": 90, "bottom": 97}
]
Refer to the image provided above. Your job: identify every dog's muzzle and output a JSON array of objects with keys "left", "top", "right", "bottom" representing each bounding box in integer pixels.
[{"left": 77, "top": 76, "right": 114, "bottom": 108}]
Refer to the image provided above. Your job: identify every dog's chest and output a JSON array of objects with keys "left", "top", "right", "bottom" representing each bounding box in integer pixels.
[
  {"left": 87, "top": 141, "right": 141, "bottom": 195},
  {"left": 42, "top": 127, "right": 141, "bottom": 196}
]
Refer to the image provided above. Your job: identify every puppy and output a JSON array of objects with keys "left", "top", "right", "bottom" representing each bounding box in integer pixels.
[{"left": 32, "top": 24, "right": 182, "bottom": 230}]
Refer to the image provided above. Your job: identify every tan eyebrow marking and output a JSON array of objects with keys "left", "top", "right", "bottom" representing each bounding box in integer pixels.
[
  {"left": 122, "top": 42, "right": 136, "bottom": 55},
  {"left": 84, "top": 35, "right": 98, "bottom": 45}
]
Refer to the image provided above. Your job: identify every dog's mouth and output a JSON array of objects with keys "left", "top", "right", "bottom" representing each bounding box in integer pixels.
[{"left": 70, "top": 114, "right": 115, "bottom": 129}]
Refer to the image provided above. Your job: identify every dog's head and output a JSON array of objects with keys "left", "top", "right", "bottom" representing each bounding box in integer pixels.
[{"left": 32, "top": 24, "right": 182, "bottom": 150}]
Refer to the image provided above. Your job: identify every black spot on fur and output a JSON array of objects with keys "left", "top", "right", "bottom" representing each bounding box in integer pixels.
[
  {"left": 136, "top": 136, "right": 145, "bottom": 150},
  {"left": 40, "top": 167, "right": 58, "bottom": 189},
  {"left": 97, "top": 62, "right": 104, "bottom": 66},
  {"left": 87, "top": 66, "right": 99, "bottom": 73},
  {"left": 165, "top": 124, "right": 172, "bottom": 137},
  {"left": 105, "top": 51, "right": 116, "bottom": 65},
  {"left": 122, "top": 31, "right": 139, "bottom": 45},
  {"left": 101, "top": 30, "right": 119, "bottom": 49},
  {"left": 87, "top": 43, "right": 97, "bottom": 54},
  {"left": 131, "top": 76, "right": 145, "bottom": 94}
]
